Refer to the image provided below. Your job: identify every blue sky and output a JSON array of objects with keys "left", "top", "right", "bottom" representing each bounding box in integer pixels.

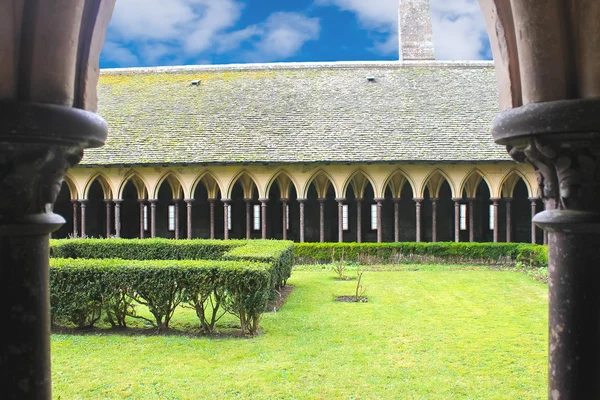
[{"left": 99, "top": 0, "right": 491, "bottom": 69}]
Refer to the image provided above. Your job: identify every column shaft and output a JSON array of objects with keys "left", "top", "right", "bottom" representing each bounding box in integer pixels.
[
  {"left": 431, "top": 198, "right": 438, "bottom": 242},
  {"left": 505, "top": 199, "right": 512, "bottom": 243},
  {"left": 282, "top": 200, "right": 288, "bottom": 241},
  {"left": 185, "top": 199, "right": 193, "bottom": 240},
  {"left": 139, "top": 200, "right": 145, "bottom": 239},
  {"left": 223, "top": 201, "right": 230, "bottom": 240},
  {"left": 530, "top": 198, "right": 537, "bottom": 244},
  {"left": 492, "top": 198, "right": 500, "bottom": 243},
  {"left": 80, "top": 200, "right": 87, "bottom": 238},
  {"left": 453, "top": 199, "right": 460, "bottom": 243},
  {"left": 174, "top": 201, "right": 180, "bottom": 240},
  {"left": 114, "top": 200, "right": 122, "bottom": 238},
  {"left": 376, "top": 199, "right": 383, "bottom": 243},
  {"left": 150, "top": 200, "right": 157, "bottom": 238},
  {"left": 299, "top": 199, "right": 306, "bottom": 243},
  {"left": 469, "top": 199, "right": 475, "bottom": 242},
  {"left": 245, "top": 200, "right": 252, "bottom": 239},
  {"left": 260, "top": 199, "right": 268, "bottom": 239},
  {"left": 414, "top": 198, "right": 423, "bottom": 242},
  {"left": 209, "top": 199, "right": 215, "bottom": 239},
  {"left": 337, "top": 199, "right": 344, "bottom": 243},
  {"left": 356, "top": 199, "right": 363, "bottom": 243},
  {"left": 319, "top": 199, "right": 325, "bottom": 243},
  {"left": 104, "top": 200, "right": 111, "bottom": 238},
  {"left": 393, "top": 200, "right": 400, "bottom": 242},
  {"left": 71, "top": 201, "right": 79, "bottom": 238}
]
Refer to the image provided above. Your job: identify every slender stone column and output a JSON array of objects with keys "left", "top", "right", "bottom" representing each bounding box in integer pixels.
[
  {"left": 282, "top": 199, "right": 288, "bottom": 240},
  {"left": 222, "top": 199, "right": 230, "bottom": 240},
  {"left": 114, "top": 200, "right": 122, "bottom": 238},
  {"left": 356, "top": 198, "right": 363, "bottom": 243},
  {"left": 185, "top": 199, "right": 193, "bottom": 239},
  {"left": 298, "top": 198, "right": 306, "bottom": 243},
  {"left": 375, "top": 198, "right": 384, "bottom": 243},
  {"left": 491, "top": 198, "right": 500, "bottom": 243},
  {"left": 260, "top": 198, "right": 268, "bottom": 239},
  {"left": 336, "top": 198, "right": 345, "bottom": 243},
  {"left": 452, "top": 198, "right": 461, "bottom": 243},
  {"left": 413, "top": 197, "right": 423, "bottom": 242},
  {"left": 149, "top": 200, "right": 158, "bottom": 238},
  {"left": 104, "top": 200, "right": 112, "bottom": 238},
  {"left": 138, "top": 200, "right": 145, "bottom": 239},
  {"left": 318, "top": 198, "right": 326, "bottom": 243},
  {"left": 208, "top": 199, "right": 215, "bottom": 239},
  {"left": 80, "top": 200, "right": 88, "bottom": 238},
  {"left": 468, "top": 198, "right": 475, "bottom": 242},
  {"left": 71, "top": 200, "right": 79, "bottom": 238},
  {"left": 529, "top": 197, "right": 537, "bottom": 244},
  {"left": 173, "top": 200, "right": 180, "bottom": 240},
  {"left": 245, "top": 199, "right": 252, "bottom": 239},
  {"left": 505, "top": 198, "right": 512, "bottom": 243},
  {"left": 393, "top": 199, "right": 400, "bottom": 242},
  {"left": 431, "top": 198, "right": 438, "bottom": 242}
]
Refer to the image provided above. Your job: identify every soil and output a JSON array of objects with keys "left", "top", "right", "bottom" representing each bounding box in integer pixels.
[
  {"left": 265, "top": 285, "right": 295, "bottom": 312},
  {"left": 335, "top": 295, "right": 369, "bottom": 303}
]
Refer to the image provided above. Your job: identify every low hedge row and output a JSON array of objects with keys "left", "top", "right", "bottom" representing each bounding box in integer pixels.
[
  {"left": 50, "top": 258, "right": 271, "bottom": 334},
  {"left": 293, "top": 242, "right": 548, "bottom": 267}
]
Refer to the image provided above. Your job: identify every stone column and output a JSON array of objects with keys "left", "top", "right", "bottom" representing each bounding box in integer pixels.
[
  {"left": 149, "top": 199, "right": 158, "bottom": 238},
  {"left": 468, "top": 198, "right": 475, "bottom": 242},
  {"left": 452, "top": 198, "right": 461, "bottom": 243},
  {"left": 282, "top": 199, "right": 288, "bottom": 240},
  {"left": 260, "top": 198, "right": 268, "bottom": 239},
  {"left": 528, "top": 197, "right": 537, "bottom": 244},
  {"left": 356, "top": 198, "right": 363, "bottom": 243},
  {"left": 393, "top": 199, "right": 400, "bottom": 242},
  {"left": 505, "top": 198, "right": 512, "bottom": 243},
  {"left": 138, "top": 200, "right": 145, "bottom": 239},
  {"left": 185, "top": 199, "right": 193, "bottom": 239},
  {"left": 376, "top": 198, "right": 384, "bottom": 243},
  {"left": 80, "top": 200, "right": 88, "bottom": 238},
  {"left": 103, "top": 200, "right": 111, "bottom": 238},
  {"left": 413, "top": 197, "right": 423, "bottom": 242},
  {"left": 245, "top": 199, "right": 252, "bottom": 239},
  {"left": 173, "top": 200, "right": 180, "bottom": 240},
  {"left": 491, "top": 198, "right": 500, "bottom": 243},
  {"left": 114, "top": 199, "right": 122, "bottom": 238},
  {"left": 71, "top": 200, "right": 79, "bottom": 238},
  {"left": 222, "top": 199, "right": 230, "bottom": 240},
  {"left": 431, "top": 198, "right": 438, "bottom": 242},
  {"left": 208, "top": 199, "right": 215, "bottom": 239},
  {"left": 298, "top": 198, "right": 306, "bottom": 243},
  {"left": 318, "top": 198, "right": 326, "bottom": 243},
  {"left": 336, "top": 198, "right": 345, "bottom": 243}
]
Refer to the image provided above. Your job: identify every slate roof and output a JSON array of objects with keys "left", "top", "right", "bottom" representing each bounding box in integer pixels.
[{"left": 82, "top": 61, "right": 510, "bottom": 166}]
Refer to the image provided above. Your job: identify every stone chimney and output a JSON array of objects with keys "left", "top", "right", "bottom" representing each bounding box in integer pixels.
[{"left": 398, "top": 0, "right": 435, "bottom": 60}]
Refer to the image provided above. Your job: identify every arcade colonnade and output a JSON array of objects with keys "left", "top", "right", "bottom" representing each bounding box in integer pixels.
[{"left": 56, "top": 162, "right": 544, "bottom": 244}]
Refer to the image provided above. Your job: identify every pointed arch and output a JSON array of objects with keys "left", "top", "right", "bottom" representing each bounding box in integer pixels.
[
  {"left": 83, "top": 173, "right": 113, "bottom": 200},
  {"left": 499, "top": 169, "right": 535, "bottom": 198},
  {"left": 152, "top": 170, "right": 186, "bottom": 200},
  {"left": 226, "top": 169, "right": 261, "bottom": 199},
  {"left": 381, "top": 168, "right": 416, "bottom": 198},
  {"left": 302, "top": 169, "right": 338, "bottom": 199},
  {"left": 341, "top": 169, "right": 377, "bottom": 199},
  {"left": 420, "top": 169, "right": 456, "bottom": 198},
  {"left": 118, "top": 170, "right": 150, "bottom": 200},
  {"left": 459, "top": 169, "right": 493, "bottom": 199},
  {"left": 191, "top": 170, "right": 224, "bottom": 200},
  {"left": 62, "top": 174, "right": 78, "bottom": 200},
  {"left": 265, "top": 168, "right": 300, "bottom": 199}
]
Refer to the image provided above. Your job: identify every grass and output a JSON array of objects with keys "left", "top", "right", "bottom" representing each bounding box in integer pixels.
[{"left": 52, "top": 266, "right": 548, "bottom": 399}]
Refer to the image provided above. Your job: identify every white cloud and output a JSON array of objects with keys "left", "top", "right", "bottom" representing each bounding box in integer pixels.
[
  {"left": 102, "top": 1, "right": 320, "bottom": 66},
  {"left": 315, "top": 0, "right": 490, "bottom": 60}
]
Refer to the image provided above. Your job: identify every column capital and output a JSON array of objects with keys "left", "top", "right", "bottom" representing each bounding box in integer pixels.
[
  {"left": 221, "top": 198, "right": 231, "bottom": 204},
  {"left": 317, "top": 198, "right": 327, "bottom": 203},
  {"left": 113, "top": 199, "right": 123, "bottom": 204},
  {"left": 528, "top": 196, "right": 541, "bottom": 201},
  {"left": 207, "top": 198, "right": 217, "bottom": 203},
  {"left": 413, "top": 197, "right": 424, "bottom": 203},
  {"left": 184, "top": 198, "right": 194, "bottom": 203},
  {"left": 280, "top": 198, "right": 289, "bottom": 202},
  {"left": 71, "top": 199, "right": 79, "bottom": 204},
  {"left": 392, "top": 197, "right": 401, "bottom": 204},
  {"left": 297, "top": 198, "right": 307, "bottom": 203},
  {"left": 504, "top": 197, "right": 513, "bottom": 202},
  {"left": 335, "top": 197, "right": 346, "bottom": 203},
  {"left": 78, "top": 199, "right": 89, "bottom": 204},
  {"left": 451, "top": 197, "right": 463, "bottom": 203},
  {"left": 243, "top": 198, "right": 254, "bottom": 204},
  {"left": 374, "top": 197, "right": 385, "bottom": 203},
  {"left": 490, "top": 197, "right": 501, "bottom": 203},
  {"left": 148, "top": 199, "right": 159, "bottom": 205},
  {"left": 430, "top": 197, "right": 439, "bottom": 202},
  {"left": 259, "top": 198, "right": 269, "bottom": 204},
  {"left": 137, "top": 199, "right": 147, "bottom": 204},
  {"left": 355, "top": 197, "right": 364, "bottom": 202}
]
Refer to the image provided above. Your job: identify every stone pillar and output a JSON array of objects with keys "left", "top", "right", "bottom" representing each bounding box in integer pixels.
[
  {"left": 71, "top": 200, "right": 79, "bottom": 238},
  {"left": 103, "top": 200, "right": 111, "bottom": 238},
  {"left": 149, "top": 200, "right": 158, "bottom": 238},
  {"left": 260, "top": 198, "right": 268, "bottom": 239},
  {"left": 431, "top": 198, "right": 438, "bottom": 242},
  {"left": 376, "top": 198, "right": 384, "bottom": 243},
  {"left": 222, "top": 199, "right": 230, "bottom": 240},
  {"left": 185, "top": 199, "right": 193, "bottom": 239},
  {"left": 529, "top": 197, "right": 537, "bottom": 244},
  {"left": 318, "top": 198, "right": 326, "bottom": 243},
  {"left": 173, "top": 200, "right": 180, "bottom": 240},
  {"left": 356, "top": 198, "right": 363, "bottom": 243},
  {"left": 80, "top": 200, "right": 88, "bottom": 238},
  {"left": 491, "top": 198, "right": 500, "bottom": 243},
  {"left": 138, "top": 200, "right": 145, "bottom": 239},
  {"left": 336, "top": 198, "right": 345, "bottom": 243},
  {"left": 452, "top": 198, "right": 461, "bottom": 243},
  {"left": 393, "top": 199, "right": 400, "bottom": 242},
  {"left": 282, "top": 199, "right": 288, "bottom": 240},
  {"left": 298, "top": 198, "right": 306, "bottom": 243},
  {"left": 468, "top": 198, "right": 475, "bottom": 243},
  {"left": 505, "top": 198, "right": 512, "bottom": 243},
  {"left": 114, "top": 199, "right": 122, "bottom": 238},
  {"left": 245, "top": 199, "right": 252, "bottom": 239},
  {"left": 413, "top": 197, "right": 423, "bottom": 242},
  {"left": 208, "top": 199, "right": 215, "bottom": 239}
]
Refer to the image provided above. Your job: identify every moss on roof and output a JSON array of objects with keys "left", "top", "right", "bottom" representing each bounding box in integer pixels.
[{"left": 82, "top": 61, "right": 509, "bottom": 166}]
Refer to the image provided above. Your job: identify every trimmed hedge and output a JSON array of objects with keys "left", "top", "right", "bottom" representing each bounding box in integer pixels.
[
  {"left": 293, "top": 242, "right": 548, "bottom": 268},
  {"left": 50, "top": 258, "right": 271, "bottom": 334}
]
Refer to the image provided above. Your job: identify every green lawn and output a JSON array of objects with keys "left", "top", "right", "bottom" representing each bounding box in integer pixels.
[{"left": 52, "top": 266, "right": 548, "bottom": 399}]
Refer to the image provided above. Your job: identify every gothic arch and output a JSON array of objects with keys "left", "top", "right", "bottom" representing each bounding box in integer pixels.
[
  {"left": 499, "top": 169, "right": 535, "bottom": 198},
  {"left": 118, "top": 171, "right": 149, "bottom": 200},
  {"left": 226, "top": 170, "right": 261, "bottom": 199},
  {"left": 62, "top": 174, "right": 78, "bottom": 200},
  {"left": 420, "top": 169, "right": 456, "bottom": 198},
  {"left": 381, "top": 168, "right": 417, "bottom": 198},
  {"left": 265, "top": 168, "right": 300, "bottom": 199},
  {"left": 152, "top": 171, "right": 186, "bottom": 200},
  {"left": 302, "top": 169, "right": 339, "bottom": 199},
  {"left": 83, "top": 173, "right": 113, "bottom": 200},
  {"left": 190, "top": 170, "right": 224, "bottom": 200},
  {"left": 341, "top": 169, "right": 377, "bottom": 199},
  {"left": 459, "top": 169, "right": 493, "bottom": 199}
]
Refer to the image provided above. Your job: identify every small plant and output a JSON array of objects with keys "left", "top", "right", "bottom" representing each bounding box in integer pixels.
[
  {"left": 332, "top": 261, "right": 348, "bottom": 280},
  {"left": 354, "top": 268, "right": 367, "bottom": 302}
]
